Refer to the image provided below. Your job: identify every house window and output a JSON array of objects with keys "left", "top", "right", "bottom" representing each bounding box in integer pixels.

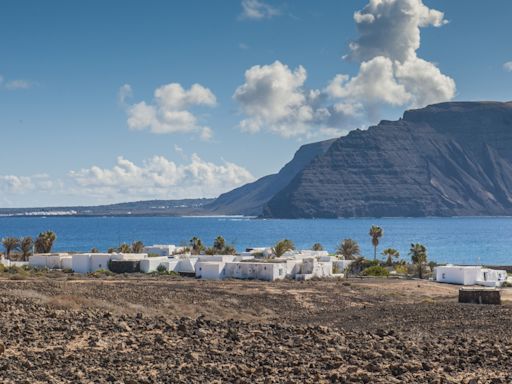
[{"left": 442, "top": 273, "right": 445, "bottom": 279}]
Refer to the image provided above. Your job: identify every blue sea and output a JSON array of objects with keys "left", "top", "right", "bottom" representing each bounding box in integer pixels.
[{"left": 0, "top": 216, "right": 511, "bottom": 265}]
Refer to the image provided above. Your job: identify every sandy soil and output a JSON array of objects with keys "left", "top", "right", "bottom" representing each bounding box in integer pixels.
[{"left": 0, "top": 275, "right": 511, "bottom": 383}]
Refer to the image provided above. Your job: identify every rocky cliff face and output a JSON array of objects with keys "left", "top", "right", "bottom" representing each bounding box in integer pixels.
[
  {"left": 263, "top": 101, "right": 512, "bottom": 218},
  {"left": 205, "top": 139, "right": 335, "bottom": 215}
]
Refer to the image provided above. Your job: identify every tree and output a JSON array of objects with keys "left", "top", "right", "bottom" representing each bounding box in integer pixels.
[
  {"left": 34, "top": 231, "right": 56, "bottom": 254},
  {"left": 312, "top": 243, "right": 324, "bottom": 251},
  {"left": 90, "top": 247, "right": 100, "bottom": 253},
  {"left": 189, "top": 237, "right": 205, "bottom": 255},
  {"left": 382, "top": 248, "right": 400, "bottom": 266},
  {"left": 131, "top": 240, "right": 144, "bottom": 254},
  {"left": 19, "top": 237, "right": 34, "bottom": 261},
  {"left": 2, "top": 237, "right": 20, "bottom": 260},
  {"left": 369, "top": 225, "right": 383, "bottom": 260},
  {"left": 409, "top": 243, "right": 428, "bottom": 279},
  {"left": 213, "top": 236, "right": 226, "bottom": 252},
  {"left": 272, "top": 239, "right": 295, "bottom": 257},
  {"left": 336, "top": 239, "right": 361, "bottom": 260},
  {"left": 117, "top": 243, "right": 131, "bottom": 253}
]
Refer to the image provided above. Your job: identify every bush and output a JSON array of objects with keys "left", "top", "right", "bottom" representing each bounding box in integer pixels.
[
  {"left": 89, "top": 269, "right": 114, "bottom": 278},
  {"left": 394, "top": 264, "right": 408, "bottom": 275},
  {"left": 361, "top": 265, "right": 390, "bottom": 277}
]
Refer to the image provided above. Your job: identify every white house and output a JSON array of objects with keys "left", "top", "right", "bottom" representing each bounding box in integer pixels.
[
  {"left": 195, "top": 261, "right": 226, "bottom": 280},
  {"left": 29, "top": 253, "right": 71, "bottom": 270},
  {"left": 70, "top": 252, "right": 148, "bottom": 274},
  {"left": 435, "top": 265, "right": 508, "bottom": 287},
  {"left": 224, "top": 261, "right": 286, "bottom": 281},
  {"left": 140, "top": 256, "right": 169, "bottom": 273},
  {"left": 143, "top": 244, "right": 176, "bottom": 257}
]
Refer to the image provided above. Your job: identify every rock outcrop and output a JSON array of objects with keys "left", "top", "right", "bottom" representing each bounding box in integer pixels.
[
  {"left": 205, "top": 138, "right": 335, "bottom": 215},
  {"left": 263, "top": 101, "right": 512, "bottom": 218}
]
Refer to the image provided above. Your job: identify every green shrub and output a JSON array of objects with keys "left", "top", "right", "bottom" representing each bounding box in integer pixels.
[
  {"left": 394, "top": 264, "right": 408, "bottom": 275},
  {"left": 361, "top": 265, "right": 389, "bottom": 277}
]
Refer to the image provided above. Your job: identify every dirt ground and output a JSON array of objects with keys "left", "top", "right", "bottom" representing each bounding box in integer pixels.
[{"left": 1, "top": 275, "right": 511, "bottom": 383}]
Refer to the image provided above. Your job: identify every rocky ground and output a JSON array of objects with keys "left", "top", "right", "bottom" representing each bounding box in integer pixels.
[{"left": 0, "top": 275, "right": 511, "bottom": 383}]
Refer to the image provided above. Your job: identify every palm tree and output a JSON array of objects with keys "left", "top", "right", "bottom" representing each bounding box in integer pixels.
[
  {"left": 189, "top": 237, "right": 205, "bottom": 255},
  {"left": 19, "top": 237, "right": 34, "bottom": 261},
  {"left": 90, "top": 247, "right": 100, "bottom": 253},
  {"left": 117, "top": 243, "right": 131, "bottom": 253},
  {"left": 213, "top": 236, "right": 226, "bottom": 252},
  {"left": 272, "top": 239, "right": 295, "bottom": 257},
  {"left": 336, "top": 239, "right": 361, "bottom": 260},
  {"left": 409, "top": 243, "right": 427, "bottom": 279},
  {"left": 34, "top": 231, "right": 56, "bottom": 253},
  {"left": 369, "top": 225, "right": 383, "bottom": 260},
  {"left": 131, "top": 240, "right": 144, "bottom": 254},
  {"left": 2, "top": 237, "right": 20, "bottom": 260},
  {"left": 382, "top": 248, "right": 400, "bottom": 266},
  {"left": 312, "top": 243, "right": 324, "bottom": 251}
]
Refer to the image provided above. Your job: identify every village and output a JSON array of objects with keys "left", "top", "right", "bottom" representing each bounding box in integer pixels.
[{"left": 1, "top": 235, "right": 510, "bottom": 288}]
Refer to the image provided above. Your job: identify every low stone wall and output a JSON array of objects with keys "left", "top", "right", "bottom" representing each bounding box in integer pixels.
[{"left": 459, "top": 288, "right": 501, "bottom": 305}]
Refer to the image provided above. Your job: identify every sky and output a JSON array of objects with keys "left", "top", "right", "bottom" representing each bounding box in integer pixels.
[{"left": 1, "top": 0, "right": 511, "bottom": 207}]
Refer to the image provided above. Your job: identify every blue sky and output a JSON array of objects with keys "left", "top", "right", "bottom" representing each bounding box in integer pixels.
[{"left": 1, "top": 0, "right": 511, "bottom": 207}]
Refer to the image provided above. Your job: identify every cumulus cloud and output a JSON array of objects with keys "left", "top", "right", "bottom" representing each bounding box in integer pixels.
[
  {"left": 0, "top": 174, "right": 54, "bottom": 194},
  {"left": 504, "top": 61, "right": 512, "bottom": 72},
  {"left": 121, "top": 83, "right": 217, "bottom": 140},
  {"left": 234, "top": 61, "right": 355, "bottom": 138},
  {"left": 330, "top": 0, "right": 455, "bottom": 110},
  {"left": 234, "top": 0, "right": 455, "bottom": 139},
  {"left": 240, "top": 0, "right": 279, "bottom": 20},
  {"left": 69, "top": 154, "right": 254, "bottom": 201}
]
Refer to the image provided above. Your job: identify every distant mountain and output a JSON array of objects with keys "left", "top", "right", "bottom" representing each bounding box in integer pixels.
[
  {"left": 0, "top": 199, "right": 214, "bottom": 217},
  {"left": 263, "top": 101, "right": 512, "bottom": 218},
  {"left": 205, "top": 138, "right": 336, "bottom": 215}
]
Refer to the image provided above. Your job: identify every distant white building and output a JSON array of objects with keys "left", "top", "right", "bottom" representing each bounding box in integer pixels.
[
  {"left": 70, "top": 253, "right": 149, "bottom": 274},
  {"left": 143, "top": 244, "right": 176, "bottom": 257},
  {"left": 29, "top": 253, "right": 72, "bottom": 270},
  {"left": 224, "top": 261, "right": 286, "bottom": 281},
  {"left": 434, "top": 265, "right": 508, "bottom": 287}
]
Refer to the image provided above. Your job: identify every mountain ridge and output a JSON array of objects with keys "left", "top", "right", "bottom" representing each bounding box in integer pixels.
[{"left": 263, "top": 101, "right": 512, "bottom": 218}]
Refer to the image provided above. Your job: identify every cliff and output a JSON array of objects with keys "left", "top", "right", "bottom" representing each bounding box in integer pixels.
[{"left": 263, "top": 101, "right": 512, "bottom": 218}]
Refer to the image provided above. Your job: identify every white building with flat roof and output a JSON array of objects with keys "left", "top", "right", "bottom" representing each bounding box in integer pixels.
[{"left": 435, "top": 265, "right": 508, "bottom": 287}]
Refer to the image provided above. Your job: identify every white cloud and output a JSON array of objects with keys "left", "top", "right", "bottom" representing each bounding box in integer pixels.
[
  {"left": 69, "top": 154, "right": 254, "bottom": 201},
  {"left": 234, "top": 0, "right": 455, "bottom": 140},
  {"left": 0, "top": 174, "right": 54, "bottom": 194},
  {"left": 349, "top": 0, "right": 447, "bottom": 63},
  {"left": 234, "top": 61, "right": 352, "bottom": 138},
  {"left": 117, "top": 83, "right": 133, "bottom": 105},
  {"left": 0, "top": 76, "right": 34, "bottom": 91},
  {"left": 122, "top": 82, "right": 217, "bottom": 140},
  {"left": 240, "top": 0, "right": 279, "bottom": 20},
  {"left": 504, "top": 61, "right": 512, "bottom": 72},
  {"left": 0, "top": 155, "right": 255, "bottom": 206},
  {"left": 330, "top": 0, "right": 455, "bottom": 110},
  {"left": 5, "top": 79, "right": 33, "bottom": 90}
]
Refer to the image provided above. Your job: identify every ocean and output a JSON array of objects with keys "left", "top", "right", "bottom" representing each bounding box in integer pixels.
[{"left": 0, "top": 216, "right": 510, "bottom": 265}]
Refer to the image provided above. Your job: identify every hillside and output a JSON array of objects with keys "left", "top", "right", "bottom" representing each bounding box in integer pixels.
[
  {"left": 263, "top": 101, "right": 512, "bottom": 218},
  {"left": 205, "top": 139, "right": 335, "bottom": 215}
]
